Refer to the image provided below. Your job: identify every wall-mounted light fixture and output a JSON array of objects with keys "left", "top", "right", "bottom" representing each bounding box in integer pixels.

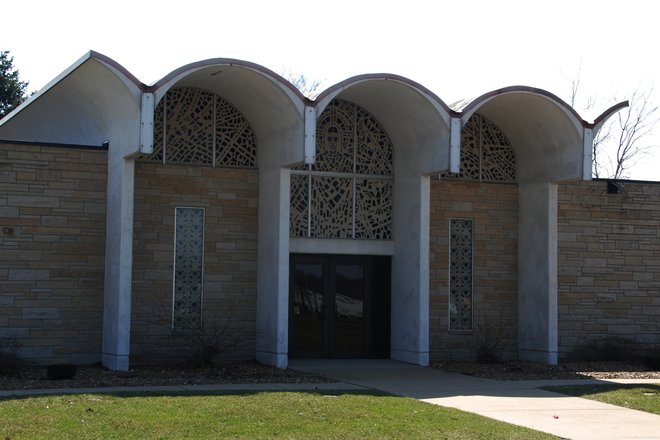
[{"left": 606, "top": 180, "right": 623, "bottom": 194}]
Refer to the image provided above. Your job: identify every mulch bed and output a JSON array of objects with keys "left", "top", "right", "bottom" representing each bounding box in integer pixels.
[
  {"left": 431, "top": 360, "right": 660, "bottom": 381},
  {"left": 2, "top": 359, "right": 659, "bottom": 391},
  {"left": 0, "top": 361, "right": 334, "bottom": 391}
]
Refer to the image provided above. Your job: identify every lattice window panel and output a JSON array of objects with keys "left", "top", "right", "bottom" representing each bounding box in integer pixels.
[
  {"left": 310, "top": 176, "right": 354, "bottom": 238},
  {"left": 151, "top": 97, "right": 165, "bottom": 162},
  {"left": 145, "top": 87, "right": 256, "bottom": 168},
  {"left": 355, "top": 179, "right": 392, "bottom": 239},
  {"left": 449, "top": 218, "right": 473, "bottom": 331},
  {"left": 166, "top": 88, "right": 214, "bottom": 165},
  {"left": 479, "top": 116, "right": 516, "bottom": 181},
  {"left": 355, "top": 106, "right": 394, "bottom": 175},
  {"left": 290, "top": 174, "right": 310, "bottom": 237},
  {"left": 173, "top": 207, "right": 205, "bottom": 330},
  {"left": 315, "top": 100, "right": 355, "bottom": 173},
  {"left": 290, "top": 99, "right": 394, "bottom": 239},
  {"left": 215, "top": 98, "right": 257, "bottom": 167},
  {"left": 441, "top": 113, "right": 515, "bottom": 182}
]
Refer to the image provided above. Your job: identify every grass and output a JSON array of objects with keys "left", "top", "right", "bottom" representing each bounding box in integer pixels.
[
  {"left": 0, "top": 390, "right": 555, "bottom": 439},
  {"left": 543, "top": 384, "right": 660, "bottom": 415}
]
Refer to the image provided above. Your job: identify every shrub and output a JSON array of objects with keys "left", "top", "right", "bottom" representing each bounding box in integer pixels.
[{"left": 471, "top": 312, "right": 514, "bottom": 363}]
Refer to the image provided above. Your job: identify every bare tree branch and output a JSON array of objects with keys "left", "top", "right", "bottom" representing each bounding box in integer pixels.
[
  {"left": 281, "top": 71, "right": 324, "bottom": 99},
  {"left": 609, "top": 87, "right": 658, "bottom": 178},
  {"left": 568, "top": 73, "right": 658, "bottom": 179}
]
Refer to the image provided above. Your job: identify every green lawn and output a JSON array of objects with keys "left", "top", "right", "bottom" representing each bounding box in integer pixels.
[
  {"left": 543, "top": 384, "right": 660, "bottom": 415},
  {"left": 0, "top": 390, "right": 555, "bottom": 439}
]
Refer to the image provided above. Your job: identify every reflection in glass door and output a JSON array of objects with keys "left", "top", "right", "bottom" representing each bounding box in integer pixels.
[
  {"left": 291, "top": 261, "right": 326, "bottom": 355},
  {"left": 289, "top": 254, "right": 390, "bottom": 359},
  {"left": 333, "top": 263, "right": 365, "bottom": 356}
]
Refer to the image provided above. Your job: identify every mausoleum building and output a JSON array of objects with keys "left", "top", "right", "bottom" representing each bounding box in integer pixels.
[{"left": 0, "top": 51, "right": 657, "bottom": 371}]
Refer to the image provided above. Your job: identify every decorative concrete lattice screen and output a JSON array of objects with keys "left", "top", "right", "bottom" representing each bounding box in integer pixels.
[
  {"left": 146, "top": 87, "right": 257, "bottom": 168},
  {"left": 442, "top": 113, "right": 515, "bottom": 182},
  {"left": 173, "top": 207, "right": 205, "bottom": 330},
  {"left": 449, "top": 218, "right": 474, "bottom": 331},
  {"left": 290, "top": 99, "right": 393, "bottom": 239}
]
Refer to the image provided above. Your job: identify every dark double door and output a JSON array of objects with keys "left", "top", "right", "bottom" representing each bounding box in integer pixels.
[{"left": 289, "top": 254, "right": 390, "bottom": 358}]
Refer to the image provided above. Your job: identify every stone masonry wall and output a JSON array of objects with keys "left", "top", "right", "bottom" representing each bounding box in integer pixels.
[
  {"left": 0, "top": 143, "right": 107, "bottom": 365},
  {"left": 429, "top": 180, "right": 518, "bottom": 362},
  {"left": 131, "top": 162, "right": 258, "bottom": 364},
  {"left": 557, "top": 180, "right": 660, "bottom": 358}
]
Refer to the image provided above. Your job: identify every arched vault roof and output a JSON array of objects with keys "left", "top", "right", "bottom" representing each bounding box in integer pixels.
[
  {"left": 454, "top": 86, "right": 627, "bottom": 183},
  {"left": 150, "top": 58, "right": 308, "bottom": 166},
  {"left": 315, "top": 74, "right": 455, "bottom": 174},
  {"left": 0, "top": 52, "right": 627, "bottom": 179},
  {"left": 0, "top": 51, "right": 144, "bottom": 152}
]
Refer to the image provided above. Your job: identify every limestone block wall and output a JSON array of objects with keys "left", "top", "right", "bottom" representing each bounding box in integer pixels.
[
  {"left": 557, "top": 180, "right": 660, "bottom": 358},
  {"left": 131, "top": 162, "right": 259, "bottom": 364},
  {"left": 0, "top": 142, "right": 107, "bottom": 365},
  {"left": 429, "top": 180, "right": 518, "bottom": 361}
]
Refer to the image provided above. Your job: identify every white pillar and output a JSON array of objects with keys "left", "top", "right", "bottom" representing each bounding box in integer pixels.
[
  {"left": 390, "top": 175, "right": 430, "bottom": 366},
  {"left": 101, "top": 151, "right": 135, "bottom": 371},
  {"left": 255, "top": 167, "right": 290, "bottom": 368},
  {"left": 517, "top": 181, "right": 558, "bottom": 364}
]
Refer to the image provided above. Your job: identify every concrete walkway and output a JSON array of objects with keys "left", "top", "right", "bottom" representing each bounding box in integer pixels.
[
  {"left": 1, "top": 359, "right": 658, "bottom": 439},
  {"left": 289, "top": 359, "right": 660, "bottom": 440}
]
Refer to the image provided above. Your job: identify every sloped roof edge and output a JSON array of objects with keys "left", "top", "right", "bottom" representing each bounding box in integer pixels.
[
  {"left": 593, "top": 101, "right": 629, "bottom": 129},
  {"left": 0, "top": 51, "right": 145, "bottom": 127}
]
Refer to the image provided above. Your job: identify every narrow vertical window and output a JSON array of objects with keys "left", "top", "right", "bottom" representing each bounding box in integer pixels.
[
  {"left": 173, "top": 207, "right": 205, "bottom": 330},
  {"left": 449, "top": 218, "right": 473, "bottom": 331}
]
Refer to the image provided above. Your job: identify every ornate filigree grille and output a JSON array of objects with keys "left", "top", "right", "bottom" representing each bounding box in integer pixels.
[
  {"left": 290, "top": 99, "right": 393, "bottom": 239},
  {"left": 147, "top": 87, "right": 257, "bottom": 168},
  {"left": 442, "top": 114, "right": 515, "bottom": 182},
  {"left": 173, "top": 207, "right": 205, "bottom": 330},
  {"left": 449, "top": 218, "right": 473, "bottom": 331}
]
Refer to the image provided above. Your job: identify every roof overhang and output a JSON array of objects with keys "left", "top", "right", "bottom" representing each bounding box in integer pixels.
[
  {"left": 150, "top": 59, "right": 308, "bottom": 167},
  {"left": 316, "top": 75, "right": 455, "bottom": 174},
  {"left": 459, "top": 87, "right": 588, "bottom": 183},
  {"left": 0, "top": 51, "right": 144, "bottom": 155}
]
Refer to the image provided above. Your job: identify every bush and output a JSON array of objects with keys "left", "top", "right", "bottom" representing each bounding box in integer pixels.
[{"left": 471, "top": 313, "right": 514, "bottom": 363}]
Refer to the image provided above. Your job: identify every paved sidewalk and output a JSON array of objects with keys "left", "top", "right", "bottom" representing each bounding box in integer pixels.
[
  {"left": 290, "top": 359, "right": 660, "bottom": 440},
  {"left": 2, "top": 359, "right": 658, "bottom": 439}
]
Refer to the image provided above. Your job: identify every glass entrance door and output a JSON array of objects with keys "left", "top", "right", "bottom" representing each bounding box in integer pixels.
[
  {"left": 289, "top": 254, "right": 390, "bottom": 358},
  {"left": 290, "top": 257, "right": 327, "bottom": 356}
]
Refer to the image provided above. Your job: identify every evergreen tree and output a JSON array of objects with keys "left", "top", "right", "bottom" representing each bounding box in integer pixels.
[{"left": 0, "top": 50, "right": 29, "bottom": 119}]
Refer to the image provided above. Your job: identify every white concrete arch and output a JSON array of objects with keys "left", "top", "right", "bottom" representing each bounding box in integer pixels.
[
  {"left": 458, "top": 87, "right": 592, "bottom": 365},
  {"left": 459, "top": 87, "right": 586, "bottom": 184},
  {"left": 151, "top": 59, "right": 308, "bottom": 168},
  {"left": 316, "top": 75, "right": 454, "bottom": 175},
  {"left": 148, "top": 60, "right": 313, "bottom": 372},
  {"left": 0, "top": 51, "right": 144, "bottom": 154}
]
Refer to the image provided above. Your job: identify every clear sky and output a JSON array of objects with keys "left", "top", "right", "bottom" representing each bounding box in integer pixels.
[{"left": 4, "top": 0, "right": 658, "bottom": 180}]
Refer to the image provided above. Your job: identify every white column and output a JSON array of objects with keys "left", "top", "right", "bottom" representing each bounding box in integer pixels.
[
  {"left": 390, "top": 175, "right": 430, "bottom": 366},
  {"left": 517, "top": 181, "right": 558, "bottom": 364},
  {"left": 101, "top": 150, "right": 135, "bottom": 371},
  {"left": 255, "top": 167, "right": 290, "bottom": 368}
]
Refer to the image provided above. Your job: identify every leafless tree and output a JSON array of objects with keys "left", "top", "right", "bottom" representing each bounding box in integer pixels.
[
  {"left": 567, "top": 66, "right": 659, "bottom": 179},
  {"left": 604, "top": 88, "right": 658, "bottom": 179},
  {"left": 281, "top": 71, "right": 324, "bottom": 100}
]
